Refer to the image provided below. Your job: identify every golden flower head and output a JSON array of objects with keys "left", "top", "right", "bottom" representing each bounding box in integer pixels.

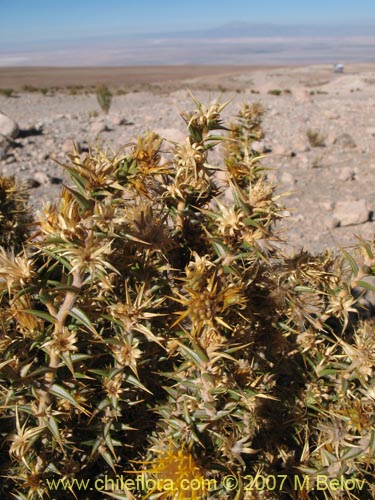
[{"left": 131, "top": 442, "right": 206, "bottom": 500}]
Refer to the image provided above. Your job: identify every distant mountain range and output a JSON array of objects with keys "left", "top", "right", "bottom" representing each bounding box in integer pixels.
[
  {"left": 1, "top": 21, "right": 375, "bottom": 66},
  {"left": 149, "top": 21, "right": 375, "bottom": 39}
]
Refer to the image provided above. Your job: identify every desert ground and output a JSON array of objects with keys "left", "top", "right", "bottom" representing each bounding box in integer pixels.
[{"left": 0, "top": 63, "right": 375, "bottom": 253}]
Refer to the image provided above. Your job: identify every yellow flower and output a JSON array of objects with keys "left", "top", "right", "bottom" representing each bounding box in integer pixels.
[
  {"left": 130, "top": 442, "right": 206, "bottom": 500},
  {"left": 172, "top": 271, "right": 246, "bottom": 334}
]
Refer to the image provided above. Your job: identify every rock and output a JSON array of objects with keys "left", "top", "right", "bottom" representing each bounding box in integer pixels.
[
  {"left": 333, "top": 133, "right": 357, "bottom": 149},
  {"left": 33, "top": 122, "right": 44, "bottom": 134},
  {"left": 4, "top": 154, "right": 15, "bottom": 164},
  {"left": 90, "top": 121, "right": 109, "bottom": 136},
  {"left": 25, "top": 178, "right": 41, "bottom": 189},
  {"left": 366, "top": 126, "right": 375, "bottom": 137},
  {"left": 0, "top": 134, "right": 10, "bottom": 150},
  {"left": 0, "top": 112, "right": 19, "bottom": 139},
  {"left": 319, "top": 201, "right": 335, "bottom": 211},
  {"left": 332, "top": 199, "right": 369, "bottom": 227},
  {"left": 0, "top": 148, "right": 7, "bottom": 161},
  {"left": 111, "top": 115, "right": 132, "bottom": 127},
  {"left": 37, "top": 152, "right": 50, "bottom": 162},
  {"left": 26, "top": 172, "right": 62, "bottom": 189},
  {"left": 323, "top": 216, "right": 340, "bottom": 229},
  {"left": 338, "top": 167, "right": 355, "bottom": 182},
  {"left": 33, "top": 171, "right": 50, "bottom": 186}
]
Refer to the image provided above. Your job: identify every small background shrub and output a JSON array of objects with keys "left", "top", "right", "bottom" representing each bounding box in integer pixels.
[
  {"left": 96, "top": 84, "right": 112, "bottom": 114},
  {"left": 307, "top": 128, "right": 327, "bottom": 147},
  {"left": 0, "top": 88, "right": 14, "bottom": 97}
]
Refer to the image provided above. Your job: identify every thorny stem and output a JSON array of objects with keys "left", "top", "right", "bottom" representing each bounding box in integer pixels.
[
  {"left": 176, "top": 200, "right": 186, "bottom": 231},
  {"left": 55, "top": 271, "right": 83, "bottom": 328},
  {"left": 37, "top": 270, "right": 83, "bottom": 418},
  {"left": 200, "top": 371, "right": 217, "bottom": 420}
]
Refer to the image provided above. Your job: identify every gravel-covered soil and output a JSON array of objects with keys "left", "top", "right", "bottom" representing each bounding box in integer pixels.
[{"left": 1, "top": 63, "right": 375, "bottom": 253}]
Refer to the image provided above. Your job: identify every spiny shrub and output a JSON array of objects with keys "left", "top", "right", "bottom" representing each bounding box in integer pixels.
[
  {"left": 21, "top": 85, "right": 39, "bottom": 93},
  {"left": 0, "top": 88, "right": 14, "bottom": 98},
  {"left": 96, "top": 84, "right": 112, "bottom": 114},
  {"left": 0, "top": 175, "right": 32, "bottom": 251},
  {"left": 1, "top": 97, "right": 375, "bottom": 500}
]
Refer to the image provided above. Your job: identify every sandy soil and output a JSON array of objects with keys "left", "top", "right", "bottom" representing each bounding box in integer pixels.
[{"left": 0, "top": 65, "right": 276, "bottom": 91}]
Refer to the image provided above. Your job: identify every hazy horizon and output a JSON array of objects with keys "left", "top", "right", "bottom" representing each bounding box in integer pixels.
[{"left": 2, "top": 1, "right": 375, "bottom": 67}]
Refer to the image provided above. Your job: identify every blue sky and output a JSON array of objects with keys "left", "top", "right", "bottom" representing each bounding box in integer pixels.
[{"left": 2, "top": 0, "right": 375, "bottom": 44}]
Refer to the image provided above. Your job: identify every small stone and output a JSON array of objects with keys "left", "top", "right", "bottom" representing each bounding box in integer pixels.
[
  {"left": 333, "top": 133, "right": 357, "bottom": 149},
  {"left": 33, "top": 171, "right": 50, "bottom": 186},
  {"left": 5, "top": 155, "right": 15, "bottom": 164},
  {"left": 0, "top": 112, "right": 19, "bottom": 138},
  {"left": 91, "top": 121, "right": 109, "bottom": 136},
  {"left": 111, "top": 115, "right": 132, "bottom": 126},
  {"left": 323, "top": 216, "right": 340, "bottom": 229},
  {"left": 37, "top": 152, "right": 50, "bottom": 162},
  {"left": 319, "top": 201, "right": 335, "bottom": 211},
  {"left": 0, "top": 134, "right": 10, "bottom": 149},
  {"left": 333, "top": 199, "right": 369, "bottom": 227},
  {"left": 26, "top": 178, "right": 41, "bottom": 189},
  {"left": 0, "top": 148, "right": 7, "bottom": 161}
]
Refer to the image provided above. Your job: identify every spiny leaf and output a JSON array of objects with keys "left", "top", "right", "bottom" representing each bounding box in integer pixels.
[{"left": 49, "top": 384, "right": 90, "bottom": 415}]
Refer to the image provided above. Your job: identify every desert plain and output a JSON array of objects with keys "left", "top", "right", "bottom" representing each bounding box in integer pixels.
[{"left": 0, "top": 63, "right": 375, "bottom": 253}]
